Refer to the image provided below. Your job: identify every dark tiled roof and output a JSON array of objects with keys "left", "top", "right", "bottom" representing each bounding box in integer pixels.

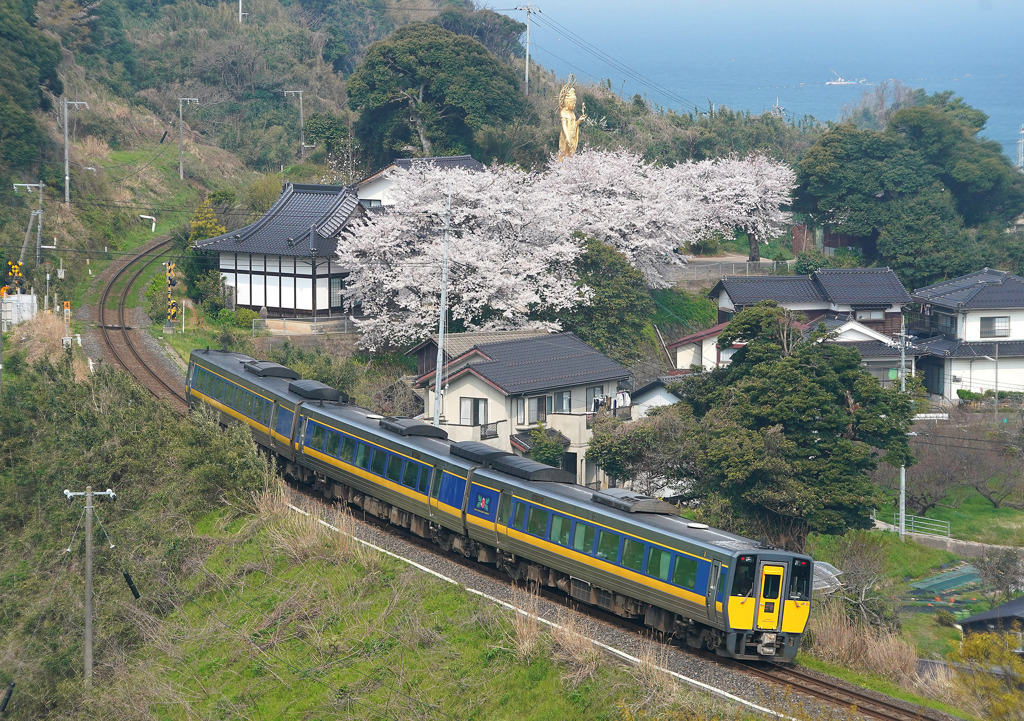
[
  {"left": 961, "top": 594, "right": 1024, "bottom": 629},
  {"left": 913, "top": 268, "right": 1024, "bottom": 310},
  {"left": 711, "top": 268, "right": 909, "bottom": 307},
  {"left": 712, "top": 276, "right": 826, "bottom": 305},
  {"left": 915, "top": 338, "right": 1024, "bottom": 358},
  {"left": 462, "top": 333, "right": 629, "bottom": 395},
  {"left": 509, "top": 428, "right": 571, "bottom": 453},
  {"left": 194, "top": 184, "right": 360, "bottom": 257},
  {"left": 813, "top": 268, "right": 911, "bottom": 304}
]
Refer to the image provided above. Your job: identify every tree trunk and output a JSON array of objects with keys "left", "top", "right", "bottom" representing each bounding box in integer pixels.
[
  {"left": 407, "top": 84, "right": 433, "bottom": 156},
  {"left": 747, "top": 229, "right": 760, "bottom": 262}
]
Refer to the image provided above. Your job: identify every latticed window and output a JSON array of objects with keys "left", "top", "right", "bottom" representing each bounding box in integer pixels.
[{"left": 980, "top": 316, "right": 1010, "bottom": 338}]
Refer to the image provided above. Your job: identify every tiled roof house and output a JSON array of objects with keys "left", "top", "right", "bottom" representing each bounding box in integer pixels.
[
  {"left": 194, "top": 183, "right": 362, "bottom": 317},
  {"left": 412, "top": 332, "right": 630, "bottom": 488},
  {"left": 910, "top": 269, "right": 1024, "bottom": 401}
]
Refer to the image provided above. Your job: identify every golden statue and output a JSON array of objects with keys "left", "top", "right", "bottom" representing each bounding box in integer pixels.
[{"left": 557, "top": 75, "right": 586, "bottom": 160}]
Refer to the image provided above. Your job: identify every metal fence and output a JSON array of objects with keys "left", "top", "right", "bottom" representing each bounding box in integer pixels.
[
  {"left": 680, "top": 260, "right": 791, "bottom": 283},
  {"left": 252, "top": 317, "right": 355, "bottom": 336},
  {"left": 892, "top": 514, "right": 951, "bottom": 538}
]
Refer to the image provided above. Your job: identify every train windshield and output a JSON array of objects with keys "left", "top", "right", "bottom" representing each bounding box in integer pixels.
[
  {"left": 789, "top": 559, "right": 811, "bottom": 601},
  {"left": 732, "top": 555, "right": 756, "bottom": 596}
]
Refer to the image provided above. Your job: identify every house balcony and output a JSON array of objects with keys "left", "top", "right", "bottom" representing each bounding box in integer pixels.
[{"left": 479, "top": 422, "right": 500, "bottom": 441}]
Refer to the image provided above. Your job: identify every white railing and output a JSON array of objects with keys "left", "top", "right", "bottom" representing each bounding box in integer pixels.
[
  {"left": 892, "top": 514, "right": 951, "bottom": 538},
  {"left": 680, "top": 260, "right": 790, "bottom": 282},
  {"left": 252, "top": 317, "right": 355, "bottom": 336}
]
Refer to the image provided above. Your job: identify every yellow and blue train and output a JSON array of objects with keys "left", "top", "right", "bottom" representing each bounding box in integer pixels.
[{"left": 188, "top": 349, "right": 812, "bottom": 661}]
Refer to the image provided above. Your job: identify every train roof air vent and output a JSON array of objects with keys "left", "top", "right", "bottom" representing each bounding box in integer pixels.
[
  {"left": 244, "top": 361, "right": 300, "bottom": 379},
  {"left": 288, "top": 379, "right": 344, "bottom": 402},
  {"left": 591, "top": 488, "right": 678, "bottom": 515},
  {"left": 489, "top": 455, "right": 575, "bottom": 483},
  {"left": 449, "top": 441, "right": 512, "bottom": 465},
  {"left": 378, "top": 417, "right": 448, "bottom": 439}
]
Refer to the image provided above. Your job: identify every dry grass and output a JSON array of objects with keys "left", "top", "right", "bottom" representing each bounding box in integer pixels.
[
  {"left": 7, "top": 313, "right": 91, "bottom": 379},
  {"left": 252, "top": 483, "right": 359, "bottom": 563},
  {"left": 626, "top": 634, "right": 678, "bottom": 714},
  {"left": 505, "top": 584, "right": 544, "bottom": 662},
  {"left": 805, "top": 601, "right": 920, "bottom": 686},
  {"left": 550, "top": 607, "right": 604, "bottom": 688}
]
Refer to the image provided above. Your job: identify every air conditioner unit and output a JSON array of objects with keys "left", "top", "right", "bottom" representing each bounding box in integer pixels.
[{"left": 950, "top": 375, "right": 961, "bottom": 383}]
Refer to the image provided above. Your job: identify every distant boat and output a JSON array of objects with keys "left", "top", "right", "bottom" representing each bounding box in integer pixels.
[{"left": 825, "top": 70, "right": 863, "bottom": 86}]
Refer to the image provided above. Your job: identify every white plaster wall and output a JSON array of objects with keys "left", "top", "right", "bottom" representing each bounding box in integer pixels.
[
  {"left": 962, "top": 309, "right": 1024, "bottom": 342},
  {"left": 949, "top": 357, "right": 1024, "bottom": 398}
]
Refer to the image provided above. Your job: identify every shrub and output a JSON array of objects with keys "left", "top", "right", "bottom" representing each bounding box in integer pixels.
[
  {"left": 934, "top": 609, "right": 957, "bottom": 627},
  {"left": 233, "top": 308, "right": 259, "bottom": 328}
]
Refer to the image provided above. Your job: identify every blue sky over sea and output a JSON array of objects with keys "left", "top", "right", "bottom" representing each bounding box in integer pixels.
[{"left": 498, "top": 0, "right": 1024, "bottom": 159}]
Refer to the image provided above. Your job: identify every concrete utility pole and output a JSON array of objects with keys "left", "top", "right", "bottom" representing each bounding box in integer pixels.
[
  {"left": 283, "top": 90, "right": 314, "bottom": 160},
  {"left": 63, "top": 486, "right": 116, "bottom": 685},
  {"left": 432, "top": 185, "right": 452, "bottom": 427},
  {"left": 514, "top": 5, "right": 537, "bottom": 96},
  {"left": 238, "top": 0, "right": 248, "bottom": 22},
  {"left": 63, "top": 99, "right": 89, "bottom": 204},
  {"left": 898, "top": 317, "right": 908, "bottom": 540},
  {"left": 13, "top": 182, "right": 44, "bottom": 265},
  {"left": 178, "top": 98, "right": 199, "bottom": 180}
]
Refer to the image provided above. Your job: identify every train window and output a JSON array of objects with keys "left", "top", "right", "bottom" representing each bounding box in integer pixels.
[
  {"left": 549, "top": 515, "right": 571, "bottom": 546},
  {"left": 621, "top": 538, "right": 645, "bottom": 572},
  {"left": 311, "top": 424, "right": 325, "bottom": 449},
  {"left": 385, "top": 455, "right": 404, "bottom": 483},
  {"left": 512, "top": 502, "right": 526, "bottom": 530},
  {"left": 418, "top": 467, "right": 432, "bottom": 494},
  {"left": 325, "top": 431, "right": 341, "bottom": 457},
  {"left": 762, "top": 573, "right": 781, "bottom": 601},
  {"left": 646, "top": 547, "right": 671, "bottom": 581},
  {"left": 226, "top": 384, "right": 237, "bottom": 408},
  {"left": 526, "top": 507, "right": 548, "bottom": 537},
  {"left": 263, "top": 401, "right": 273, "bottom": 425},
  {"left": 497, "top": 493, "right": 511, "bottom": 525},
  {"left": 596, "top": 530, "right": 619, "bottom": 561},
  {"left": 337, "top": 435, "right": 354, "bottom": 461},
  {"left": 732, "top": 557, "right": 756, "bottom": 597},
  {"left": 354, "top": 443, "right": 371, "bottom": 469},
  {"left": 276, "top": 408, "right": 293, "bottom": 436},
  {"left": 214, "top": 377, "right": 224, "bottom": 399},
  {"left": 672, "top": 556, "right": 699, "bottom": 589},
  {"left": 370, "top": 449, "right": 388, "bottom": 476},
  {"left": 572, "top": 523, "right": 596, "bottom": 553},
  {"left": 402, "top": 461, "right": 419, "bottom": 488},
  {"left": 429, "top": 470, "right": 441, "bottom": 498},
  {"left": 204, "top": 371, "right": 215, "bottom": 395},
  {"left": 789, "top": 560, "right": 811, "bottom": 601},
  {"left": 243, "top": 393, "right": 254, "bottom": 417}
]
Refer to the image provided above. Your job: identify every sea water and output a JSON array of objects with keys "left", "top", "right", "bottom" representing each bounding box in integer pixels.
[{"left": 503, "top": 0, "right": 1024, "bottom": 160}]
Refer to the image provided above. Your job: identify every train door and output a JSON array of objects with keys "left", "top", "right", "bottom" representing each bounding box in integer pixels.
[
  {"left": 706, "top": 560, "right": 721, "bottom": 624},
  {"left": 427, "top": 467, "right": 441, "bottom": 521},
  {"left": 755, "top": 563, "right": 785, "bottom": 631},
  {"left": 494, "top": 491, "right": 511, "bottom": 549}
]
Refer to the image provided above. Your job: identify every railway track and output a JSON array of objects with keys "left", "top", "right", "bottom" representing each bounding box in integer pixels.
[
  {"left": 284, "top": 483, "right": 953, "bottom": 721},
  {"left": 96, "top": 237, "right": 189, "bottom": 413}
]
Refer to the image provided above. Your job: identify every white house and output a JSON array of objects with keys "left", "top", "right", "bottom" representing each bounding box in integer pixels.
[
  {"left": 667, "top": 316, "right": 915, "bottom": 386},
  {"left": 193, "top": 183, "right": 361, "bottom": 318},
  {"left": 355, "top": 155, "right": 485, "bottom": 208},
  {"left": 412, "top": 332, "right": 631, "bottom": 488},
  {"left": 911, "top": 269, "right": 1024, "bottom": 402},
  {"left": 708, "top": 267, "right": 911, "bottom": 338}
]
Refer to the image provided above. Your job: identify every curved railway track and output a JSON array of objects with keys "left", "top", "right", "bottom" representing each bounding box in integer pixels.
[
  {"left": 285, "top": 483, "right": 953, "bottom": 721},
  {"left": 96, "top": 237, "right": 189, "bottom": 413}
]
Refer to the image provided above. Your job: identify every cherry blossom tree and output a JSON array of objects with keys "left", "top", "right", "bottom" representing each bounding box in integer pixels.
[
  {"left": 338, "top": 162, "right": 584, "bottom": 350},
  {"left": 340, "top": 150, "right": 796, "bottom": 348}
]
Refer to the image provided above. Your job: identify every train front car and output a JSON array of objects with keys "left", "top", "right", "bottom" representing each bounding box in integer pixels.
[{"left": 721, "top": 551, "right": 812, "bottom": 662}]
